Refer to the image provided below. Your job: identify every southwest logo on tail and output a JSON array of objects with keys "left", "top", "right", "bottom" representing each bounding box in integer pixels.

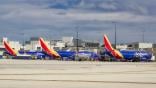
[
  {"left": 3, "top": 38, "right": 17, "bottom": 56},
  {"left": 103, "top": 35, "right": 123, "bottom": 59},
  {"left": 39, "top": 37, "right": 60, "bottom": 58}
]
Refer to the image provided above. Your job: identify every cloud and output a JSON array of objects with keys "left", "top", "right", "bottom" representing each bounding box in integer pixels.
[
  {"left": 0, "top": 0, "right": 156, "bottom": 43},
  {"left": 1, "top": 4, "right": 155, "bottom": 25}
]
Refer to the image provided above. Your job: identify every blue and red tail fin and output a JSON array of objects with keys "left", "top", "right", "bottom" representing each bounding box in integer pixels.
[
  {"left": 103, "top": 35, "right": 123, "bottom": 59},
  {"left": 39, "top": 37, "right": 60, "bottom": 58},
  {"left": 3, "top": 38, "right": 17, "bottom": 56},
  {"left": 103, "top": 35, "right": 114, "bottom": 52}
]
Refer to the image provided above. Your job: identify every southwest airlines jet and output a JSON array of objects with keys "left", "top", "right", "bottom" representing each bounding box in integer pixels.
[
  {"left": 3, "top": 38, "right": 32, "bottom": 59},
  {"left": 3, "top": 38, "right": 17, "bottom": 56},
  {"left": 39, "top": 37, "right": 99, "bottom": 60},
  {"left": 103, "top": 35, "right": 152, "bottom": 61}
]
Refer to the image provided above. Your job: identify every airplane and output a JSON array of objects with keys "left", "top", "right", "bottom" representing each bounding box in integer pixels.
[
  {"left": 3, "top": 38, "right": 32, "bottom": 59},
  {"left": 3, "top": 37, "right": 77, "bottom": 60},
  {"left": 39, "top": 37, "right": 100, "bottom": 61},
  {"left": 103, "top": 35, "right": 152, "bottom": 62},
  {"left": 3, "top": 37, "right": 100, "bottom": 61},
  {"left": 3, "top": 38, "right": 17, "bottom": 56}
]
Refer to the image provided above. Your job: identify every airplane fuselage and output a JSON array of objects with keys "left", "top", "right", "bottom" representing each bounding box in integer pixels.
[{"left": 120, "top": 50, "right": 152, "bottom": 61}]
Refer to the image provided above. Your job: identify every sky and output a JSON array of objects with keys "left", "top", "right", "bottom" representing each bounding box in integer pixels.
[{"left": 0, "top": 0, "right": 156, "bottom": 44}]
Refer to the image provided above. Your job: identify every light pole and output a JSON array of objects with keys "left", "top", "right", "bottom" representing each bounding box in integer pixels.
[
  {"left": 76, "top": 27, "right": 79, "bottom": 53},
  {"left": 112, "top": 22, "right": 117, "bottom": 49},
  {"left": 115, "top": 23, "right": 117, "bottom": 49},
  {"left": 75, "top": 26, "right": 80, "bottom": 61},
  {"left": 142, "top": 29, "right": 145, "bottom": 43},
  {"left": 20, "top": 33, "right": 25, "bottom": 50}
]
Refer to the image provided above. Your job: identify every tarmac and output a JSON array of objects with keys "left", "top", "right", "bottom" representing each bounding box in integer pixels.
[{"left": 0, "top": 59, "right": 156, "bottom": 88}]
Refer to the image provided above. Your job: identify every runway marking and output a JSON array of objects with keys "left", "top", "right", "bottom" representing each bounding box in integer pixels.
[
  {"left": 97, "top": 69, "right": 156, "bottom": 74},
  {"left": 0, "top": 69, "right": 155, "bottom": 75},
  {"left": 0, "top": 79, "right": 155, "bottom": 85},
  {"left": 0, "top": 73, "right": 155, "bottom": 75}
]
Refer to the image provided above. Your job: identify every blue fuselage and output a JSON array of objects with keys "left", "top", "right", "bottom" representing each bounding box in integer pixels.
[
  {"left": 104, "top": 49, "right": 152, "bottom": 61},
  {"left": 17, "top": 50, "right": 99, "bottom": 60},
  {"left": 120, "top": 50, "right": 152, "bottom": 61}
]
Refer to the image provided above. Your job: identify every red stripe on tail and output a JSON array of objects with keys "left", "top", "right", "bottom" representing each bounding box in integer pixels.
[
  {"left": 103, "top": 35, "right": 123, "bottom": 59},
  {"left": 39, "top": 38, "right": 60, "bottom": 58},
  {"left": 3, "top": 40, "right": 17, "bottom": 56}
]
